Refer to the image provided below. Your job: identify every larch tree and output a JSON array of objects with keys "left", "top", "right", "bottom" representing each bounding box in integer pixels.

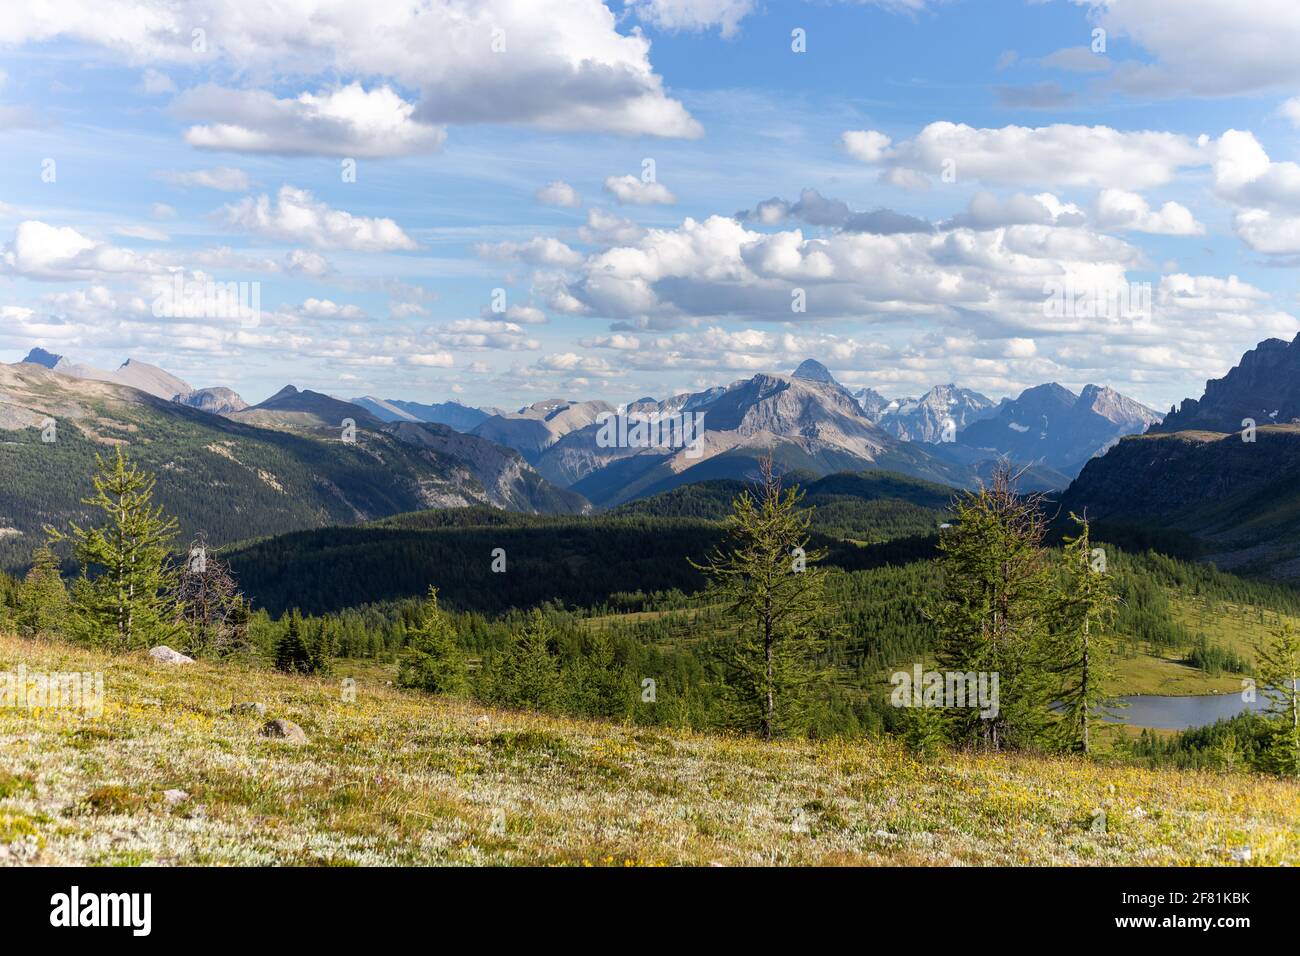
[
  {"left": 397, "top": 586, "right": 468, "bottom": 694},
  {"left": 274, "top": 610, "right": 312, "bottom": 674},
  {"left": 1050, "top": 514, "right": 1119, "bottom": 754},
  {"left": 930, "top": 464, "right": 1055, "bottom": 752},
  {"left": 692, "top": 455, "right": 833, "bottom": 740},
  {"left": 1254, "top": 622, "right": 1300, "bottom": 777},
  {"left": 16, "top": 543, "right": 68, "bottom": 639},
  {"left": 48, "top": 448, "right": 181, "bottom": 651},
  {"left": 489, "top": 609, "right": 560, "bottom": 711}
]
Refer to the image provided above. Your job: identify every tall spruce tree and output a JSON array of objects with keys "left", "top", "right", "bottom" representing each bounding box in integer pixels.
[
  {"left": 692, "top": 455, "right": 832, "bottom": 740},
  {"left": 397, "top": 587, "right": 467, "bottom": 694},
  {"left": 1254, "top": 622, "right": 1300, "bottom": 777},
  {"left": 307, "top": 618, "right": 336, "bottom": 676},
  {"left": 568, "top": 628, "right": 634, "bottom": 719},
  {"left": 488, "top": 609, "right": 560, "bottom": 710},
  {"left": 930, "top": 465, "right": 1054, "bottom": 751},
  {"left": 274, "top": 610, "right": 312, "bottom": 673},
  {"left": 48, "top": 448, "right": 180, "bottom": 651},
  {"left": 16, "top": 543, "right": 68, "bottom": 638},
  {"left": 1050, "top": 514, "right": 1119, "bottom": 754}
]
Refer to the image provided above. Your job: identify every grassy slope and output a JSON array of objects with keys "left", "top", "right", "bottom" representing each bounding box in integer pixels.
[
  {"left": 2, "top": 633, "right": 1296, "bottom": 866},
  {"left": 1112, "top": 593, "right": 1249, "bottom": 696},
  {"left": 1113, "top": 593, "right": 1299, "bottom": 696}
]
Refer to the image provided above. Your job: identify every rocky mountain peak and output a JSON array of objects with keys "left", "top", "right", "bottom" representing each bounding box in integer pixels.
[
  {"left": 1020, "top": 382, "right": 1077, "bottom": 405},
  {"left": 853, "top": 386, "right": 890, "bottom": 421},
  {"left": 791, "top": 359, "right": 838, "bottom": 385},
  {"left": 876, "top": 383, "right": 996, "bottom": 443},
  {"left": 1078, "top": 384, "right": 1160, "bottom": 429},
  {"left": 21, "top": 347, "right": 62, "bottom": 369},
  {"left": 1153, "top": 333, "right": 1300, "bottom": 433}
]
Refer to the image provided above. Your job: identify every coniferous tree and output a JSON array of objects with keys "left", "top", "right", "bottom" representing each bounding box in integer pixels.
[
  {"left": 16, "top": 543, "right": 68, "bottom": 639},
  {"left": 1050, "top": 514, "right": 1119, "bottom": 754},
  {"left": 307, "top": 618, "right": 336, "bottom": 676},
  {"left": 1254, "top": 622, "right": 1300, "bottom": 777},
  {"left": 930, "top": 465, "right": 1054, "bottom": 751},
  {"left": 48, "top": 449, "right": 181, "bottom": 651},
  {"left": 397, "top": 587, "right": 467, "bottom": 694},
  {"left": 274, "top": 610, "right": 311, "bottom": 674},
  {"left": 488, "top": 609, "right": 560, "bottom": 710},
  {"left": 897, "top": 695, "right": 949, "bottom": 756},
  {"left": 567, "top": 628, "right": 634, "bottom": 719},
  {"left": 692, "top": 455, "right": 833, "bottom": 740}
]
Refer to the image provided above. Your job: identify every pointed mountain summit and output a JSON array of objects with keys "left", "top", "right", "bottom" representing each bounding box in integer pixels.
[
  {"left": 265, "top": 385, "right": 302, "bottom": 403},
  {"left": 228, "top": 385, "right": 380, "bottom": 429},
  {"left": 1077, "top": 384, "right": 1161, "bottom": 431},
  {"left": 111, "top": 358, "right": 193, "bottom": 402},
  {"left": 791, "top": 358, "right": 839, "bottom": 385},
  {"left": 958, "top": 382, "right": 1158, "bottom": 474}
]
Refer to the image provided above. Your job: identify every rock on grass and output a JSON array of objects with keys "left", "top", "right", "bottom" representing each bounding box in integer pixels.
[
  {"left": 149, "top": 646, "right": 194, "bottom": 665},
  {"left": 259, "top": 718, "right": 308, "bottom": 744}
]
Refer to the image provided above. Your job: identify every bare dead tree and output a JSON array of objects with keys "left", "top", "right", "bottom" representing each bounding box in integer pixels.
[{"left": 173, "top": 533, "right": 250, "bottom": 658}]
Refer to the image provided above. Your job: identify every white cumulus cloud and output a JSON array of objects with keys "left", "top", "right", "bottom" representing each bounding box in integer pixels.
[
  {"left": 535, "top": 181, "right": 582, "bottom": 208},
  {"left": 219, "top": 186, "right": 418, "bottom": 251},
  {"left": 1094, "top": 189, "right": 1204, "bottom": 235},
  {"left": 844, "top": 121, "right": 1208, "bottom": 190},
  {"left": 178, "top": 84, "right": 446, "bottom": 158},
  {"left": 604, "top": 175, "right": 677, "bottom": 206}
]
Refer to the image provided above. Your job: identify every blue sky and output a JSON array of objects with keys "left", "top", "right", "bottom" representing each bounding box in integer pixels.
[{"left": 1, "top": 0, "right": 1298, "bottom": 413}]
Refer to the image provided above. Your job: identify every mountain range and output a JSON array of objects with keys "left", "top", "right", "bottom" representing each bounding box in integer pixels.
[
  {"left": 955, "top": 382, "right": 1161, "bottom": 475},
  {"left": 540, "top": 370, "right": 971, "bottom": 506},
  {"left": 3, "top": 343, "right": 1173, "bottom": 569},
  {"left": 350, "top": 396, "right": 495, "bottom": 432},
  {"left": 16, "top": 332, "right": 1300, "bottom": 605},
  {"left": 472, "top": 398, "right": 617, "bottom": 463},
  {"left": 870, "top": 384, "right": 999, "bottom": 443},
  {"left": 20, "top": 348, "right": 249, "bottom": 414},
  {"left": 837, "top": 367, "right": 1159, "bottom": 477},
  {"left": 0, "top": 355, "right": 586, "bottom": 569}
]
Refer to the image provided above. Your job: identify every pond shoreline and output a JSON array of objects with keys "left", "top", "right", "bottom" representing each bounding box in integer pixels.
[{"left": 1106, "top": 692, "right": 1273, "bottom": 731}]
